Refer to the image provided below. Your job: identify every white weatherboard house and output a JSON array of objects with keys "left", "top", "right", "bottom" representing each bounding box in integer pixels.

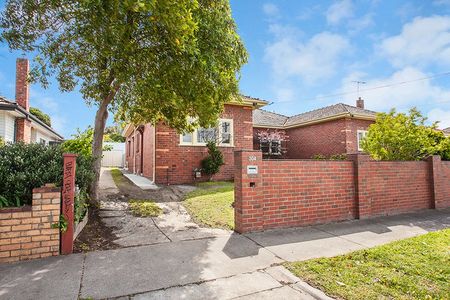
[{"left": 0, "top": 59, "right": 63, "bottom": 144}]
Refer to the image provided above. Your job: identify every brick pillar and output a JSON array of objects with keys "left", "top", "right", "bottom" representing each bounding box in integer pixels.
[
  {"left": 348, "top": 154, "right": 371, "bottom": 219},
  {"left": 16, "top": 58, "right": 30, "bottom": 111},
  {"left": 15, "top": 118, "right": 31, "bottom": 143},
  {"left": 234, "top": 150, "right": 263, "bottom": 233},
  {"left": 429, "top": 155, "right": 443, "bottom": 209},
  {"left": 61, "top": 153, "right": 77, "bottom": 254}
]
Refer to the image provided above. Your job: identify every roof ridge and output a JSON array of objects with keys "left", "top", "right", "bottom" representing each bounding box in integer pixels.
[
  {"left": 257, "top": 108, "right": 289, "bottom": 118},
  {"left": 287, "top": 103, "right": 343, "bottom": 120}
]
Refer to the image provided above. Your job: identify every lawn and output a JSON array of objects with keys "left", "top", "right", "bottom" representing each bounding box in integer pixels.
[
  {"left": 110, "top": 168, "right": 127, "bottom": 186},
  {"left": 286, "top": 229, "right": 450, "bottom": 300},
  {"left": 183, "top": 181, "right": 234, "bottom": 230}
]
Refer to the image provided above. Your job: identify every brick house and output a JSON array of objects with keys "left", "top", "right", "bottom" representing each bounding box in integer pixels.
[
  {"left": 123, "top": 96, "right": 268, "bottom": 185},
  {"left": 0, "top": 59, "right": 63, "bottom": 144},
  {"left": 253, "top": 99, "right": 377, "bottom": 159}
]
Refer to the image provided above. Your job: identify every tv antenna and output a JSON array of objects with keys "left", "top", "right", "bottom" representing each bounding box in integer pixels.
[{"left": 352, "top": 81, "right": 366, "bottom": 98}]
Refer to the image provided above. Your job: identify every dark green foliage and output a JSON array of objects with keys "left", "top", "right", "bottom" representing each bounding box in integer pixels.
[
  {"left": 201, "top": 141, "right": 224, "bottom": 177},
  {"left": 0, "top": 143, "right": 63, "bottom": 207},
  {"left": 0, "top": 143, "right": 94, "bottom": 209},
  {"left": 30, "top": 107, "right": 51, "bottom": 127}
]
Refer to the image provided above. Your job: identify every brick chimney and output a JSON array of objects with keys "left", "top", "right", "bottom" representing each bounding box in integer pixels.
[
  {"left": 356, "top": 97, "right": 364, "bottom": 109},
  {"left": 16, "top": 58, "right": 30, "bottom": 111},
  {"left": 15, "top": 58, "right": 31, "bottom": 143}
]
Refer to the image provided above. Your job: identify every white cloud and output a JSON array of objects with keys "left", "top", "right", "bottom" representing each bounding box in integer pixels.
[
  {"left": 380, "top": 16, "right": 450, "bottom": 68},
  {"left": 264, "top": 31, "right": 351, "bottom": 84},
  {"left": 348, "top": 13, "right": 374, "bottom": 34},
  {"left": 274, "top": 87, "right": 295, "bottom": 103},
  {"left": 263, "top": 3, "right": 280, "bottom": 18},
  {"left": 428, "top": 108, "right": 450, "bottom": 129},
  {"left": 326, "top": 0, "right": 354, "bottom": 25},
  {"left": 338, "top": 67, "right": 450, "bottom": 112}
]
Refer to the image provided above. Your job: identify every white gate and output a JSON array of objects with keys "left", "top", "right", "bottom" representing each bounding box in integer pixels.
[{"left": 102, "top": 142, "right": 125, "bottom": 167}]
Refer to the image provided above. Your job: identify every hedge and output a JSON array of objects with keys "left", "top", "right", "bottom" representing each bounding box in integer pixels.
[{"left": 0, "top": 142, "right": 94, "bottom": 216}]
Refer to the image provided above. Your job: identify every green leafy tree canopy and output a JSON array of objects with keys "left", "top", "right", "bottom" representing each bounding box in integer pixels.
[
  {"left": 30, "top": 107, "right": 51, "bottom": 127},
  {"left": 1, "top": 0, "right": 247, "bottom": 201},
  {"left": 361, "top": 108, "right": 450, "bottom": 161}
]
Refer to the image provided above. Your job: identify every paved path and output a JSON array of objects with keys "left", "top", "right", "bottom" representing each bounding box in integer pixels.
[{"left": 1, "top": 209, "right": 448, "bottom": 299}]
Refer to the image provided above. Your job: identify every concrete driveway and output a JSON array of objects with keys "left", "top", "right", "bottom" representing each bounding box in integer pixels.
[{"left": 1, "top": 208, "right": 449, "bottom": 300}]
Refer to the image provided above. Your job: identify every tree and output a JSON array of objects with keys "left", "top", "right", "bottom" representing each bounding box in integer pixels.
[
  {"left": 30, "top": 107, "right": 51, "bottom": 127},
  {"left": 361, "top": 108, "right": 450, "bottom": 161},
  {"left": 1, "top": 0, "right": 247, "bottom": 202},
  {"left": 104, "top": 124, "right": 126, "bottom": 143}
]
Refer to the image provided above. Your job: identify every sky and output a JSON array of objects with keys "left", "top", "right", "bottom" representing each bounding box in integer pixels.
[{"left": 1, "top": 0, "right": 450, "bottom": 138}]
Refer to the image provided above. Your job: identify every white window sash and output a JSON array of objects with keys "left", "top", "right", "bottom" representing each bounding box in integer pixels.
[
  {"left": 357, "top": 130, "right": 368, "bottom": 151},
  {"left": 179, "top": 118, "right": 234, "bottom": 147}
]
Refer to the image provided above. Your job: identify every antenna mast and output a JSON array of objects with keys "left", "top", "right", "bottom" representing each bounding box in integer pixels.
[{"left": 352, "top": 80, "right": 366, "bottom": 98}]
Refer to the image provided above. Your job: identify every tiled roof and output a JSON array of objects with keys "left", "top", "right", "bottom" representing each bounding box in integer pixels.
[
  {"left": 0, "top": 96, "right": 15, "bottom": 105},
  {"left": 253, "top": 109, "right": 288, "bottom": 127},
  {"left": 253, "top": 103, "right": 377, "bottom": 128},
  {"left": 443, "top": 127, "right": 450, "bottom": 133}
]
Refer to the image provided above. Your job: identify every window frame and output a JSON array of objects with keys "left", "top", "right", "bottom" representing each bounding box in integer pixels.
[
  {"left": 357, "top": 130, "right": 368, "bottom": 151},
  {"left": 179, "top": 118, "right": 234, "bottom": 147}
]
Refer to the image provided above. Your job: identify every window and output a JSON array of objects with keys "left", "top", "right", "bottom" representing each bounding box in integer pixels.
[
  {"left": 180, "top": 119, "right": 233, "bottom": 146},
  {"left": 39, "top": 138, "right": 46, "bottom": 145},
  {"left": 357, "top": 130, "right": 368, "bottom": 151}
]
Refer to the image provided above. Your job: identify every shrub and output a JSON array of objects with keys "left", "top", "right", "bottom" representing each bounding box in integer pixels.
[
  {"left": 362, "top": 108, "right": 450, "bottom": 161},
  {"left": 201, "top": 141, "right": 224, "bottom": 178},
  {"left": 0, "top": 143, "right": 63, "bottom": 207},
  {"left": 0, "top": 143, "right": 94, "bottom": 212}
]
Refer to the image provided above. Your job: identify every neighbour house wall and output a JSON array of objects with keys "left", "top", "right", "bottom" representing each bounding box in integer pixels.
[
  {"left": 234, "top": 151, "right": 450, "bottom": 233},
  {"left": 0, "top": 185, "right": 60, "bottom": 263},
  {"left": 0, "top": 111, "right": 16, "bottom": 142},
  {"left": 154, "top": 104, "right": 253, "bottom": 184}
]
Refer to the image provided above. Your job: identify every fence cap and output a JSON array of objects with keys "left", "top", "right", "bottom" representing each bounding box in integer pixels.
[{"left": 63, "top": 153, "right": 78, "bottom": 158}]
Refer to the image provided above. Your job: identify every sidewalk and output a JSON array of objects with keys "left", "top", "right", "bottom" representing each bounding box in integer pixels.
[{"left": 1, "top": 209, "right": 448, "bottom": 300}]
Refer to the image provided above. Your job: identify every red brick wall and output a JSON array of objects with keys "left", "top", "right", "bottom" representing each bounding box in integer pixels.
[
  {"left": 285, "top": 119, "right": 347, "bottom": 159},
  {"left": 363, "top": 161, "right": 433, "bottom": 217},
  {"left": 282, "top": 118, "right": 374, "bottom": 159},
  {"left": 234, "top": 151, "right": 450, "bottom": 233},
  {"left": 261, "top": 160, "right": 356, "bottom": 229},
  {"left": 155, "top": 104, "right": 253, "bottom": 184},
  {"left": 0, "top": 186, "right": 60, "bottom": 263}
]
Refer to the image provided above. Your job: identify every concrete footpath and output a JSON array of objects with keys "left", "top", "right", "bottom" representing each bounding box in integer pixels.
[{"left": 0, "top": 209, "right": 449, "bottom": 300}]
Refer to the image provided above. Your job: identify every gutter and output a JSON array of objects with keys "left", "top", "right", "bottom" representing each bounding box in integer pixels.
[
  {"left": 1, "top": 102, "right": 64, "bottom": 140},
  {"left": 254, "top": 113, "right": 376, "bottom": 130}
]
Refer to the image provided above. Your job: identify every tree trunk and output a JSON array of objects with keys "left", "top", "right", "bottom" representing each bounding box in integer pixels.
[
  {"left": 90, "top": 81, "right": 120, "bottom": 203},
  {"left": 90, "top": 98, "right": 110, "bottom": 204}
]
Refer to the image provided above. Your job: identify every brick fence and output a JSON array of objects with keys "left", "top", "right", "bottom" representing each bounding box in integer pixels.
[
  {"left": 0, "top": 185, "right": 60, "bottom": 263},
  {"left": 234, "top": 150, "right": 450, "bottom": 233}
]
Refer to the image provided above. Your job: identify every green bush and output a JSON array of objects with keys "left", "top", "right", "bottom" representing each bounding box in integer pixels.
[
  {"left": 201, "top": 141, "right": 224, "bottom": 178},
  {"left": 30, "top": 107, "right": 51, "bottom": 127},
  {"left": 0, "top": 143, "right": 94, "bottom": 212}
]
